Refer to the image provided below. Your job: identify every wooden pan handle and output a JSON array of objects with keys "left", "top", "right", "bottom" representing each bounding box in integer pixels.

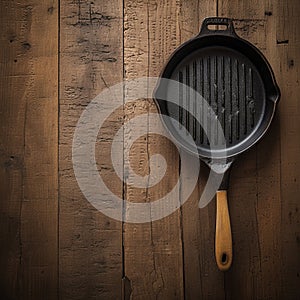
[{"left": 215, "top": 190, "right": 232, "bottom": 271}]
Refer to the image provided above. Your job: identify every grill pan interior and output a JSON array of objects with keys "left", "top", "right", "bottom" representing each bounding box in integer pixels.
[
  {"left": 156, "top": 34, "right": 278, "bottom": 159},
  {"left": 167, "top": 46, "right": 265, "bottom": 150}
]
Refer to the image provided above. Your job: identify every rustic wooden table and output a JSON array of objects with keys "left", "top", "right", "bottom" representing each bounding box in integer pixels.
[{"left": 0, "top": 0, "right": 299, "bottom": 299}]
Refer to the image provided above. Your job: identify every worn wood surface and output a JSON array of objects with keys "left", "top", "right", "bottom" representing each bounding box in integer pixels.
[
  {"left": 0, "top": 0, "right": 58, "bottom": 299},
  {"left": 219, "top": 1, "right": 300, "bottom": 299},
  {"left": 59, "top": 0, "right": 123, "bottom": 299},
  {"left": 0, "top": 0, "right": 299, "bottom": 299},
  {"left": 217, "top": 1, "right": 282, "bottom": 299},
  {"left": 123, "top": 1, "right": 184, "bottom": 299}
]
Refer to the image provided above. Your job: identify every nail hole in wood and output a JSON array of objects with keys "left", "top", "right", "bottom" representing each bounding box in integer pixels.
[
  {"left": 22, "top": 42, "right": 31, "bottom": 50},
  {"left": 48, "top": 6, "right": 54, "bottom": 14}
]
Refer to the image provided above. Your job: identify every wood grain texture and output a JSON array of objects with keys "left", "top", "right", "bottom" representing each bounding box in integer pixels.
[
  {"left": 0, "top": 0, "right": 58, "bottom": 299},
  {"left": 178, "top": 1, "right": 227, "bottom": 299},
  {"left": 123, "top": 1, "right": 184, "bottom": 299},
  {"left": 59, "top": 0, "right": 123, "bottom": 299},
  {"left": 219, "top": 0, "right": 300, "bottom": 299},
  {"left": 276, "top": 0, "right": 300, "bottom": 297},
  {"left": 0, "top": 0, "right": 299, "bottom": 299},
  {"left": 218, "top": 1, "right": 279, "bottom": 297}
]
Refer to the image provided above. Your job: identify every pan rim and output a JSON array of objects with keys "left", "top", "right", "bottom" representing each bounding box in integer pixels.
[{"left": 153, "top": 31, "right": 280, "bottom": 160}]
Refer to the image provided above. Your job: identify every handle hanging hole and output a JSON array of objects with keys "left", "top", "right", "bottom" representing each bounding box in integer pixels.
[
  {"left": 207, "top": 24, "right": 228, "bottom": 31},
  {"left": 221, "top": 253, "right": 228, "bottom": 264}
]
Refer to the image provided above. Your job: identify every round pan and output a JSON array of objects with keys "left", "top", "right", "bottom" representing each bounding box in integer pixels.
[{"left": 154, "top": 17, "right": 280, "bottom": 271}]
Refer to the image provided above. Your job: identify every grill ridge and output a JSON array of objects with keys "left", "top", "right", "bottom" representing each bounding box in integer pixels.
[
  {"left": 242, "top": 63, "right": 247, "bottom": 135},
  {"left": 173, "top": 50, "right": 263, "bottom": 149},
  {"left": 235, "top": 59, "right": 240, "bottom": 141},
  {"left": 221, "top": 56, "right": 226, "bottom": 144},
  {"left": 249, "top": 68, "right": 255, "bottom": 128},
  {"left": 200, "top": 59, "right": 204, "bottom": 143},
  {"left": 179, "top": 70, "right": 183, "bottom": 129},
  {"left": 192, "top": 61, "right": 197, "bottom": 140},
  {"left": 186, "top": 65, "right": 190, "bottom": 135},
  {"left": 229, "top": 57, "right": 233, "bottom": 144},
  {"left": 214, "top": 56, "right": 218, "bottom": 146},
  {"left": 207, "top": 56, "right": 211, "bottom": 145}
]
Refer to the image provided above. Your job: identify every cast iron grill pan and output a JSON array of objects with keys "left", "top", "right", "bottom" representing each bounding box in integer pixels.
[{"left": 154, "top": 17, "right": 280, "bottom": 271}]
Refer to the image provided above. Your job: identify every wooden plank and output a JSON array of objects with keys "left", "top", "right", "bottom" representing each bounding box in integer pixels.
[
  {"left": 0, "top": 0, "right": 58, "bottom": 299},
  {"left": 276, "top": 0, "right": 300, "bottom": 298},
  {"left": 59, "top": 0, "right": 123, "bottom": 299},
  {"left": 1, "top": 1, "right": 298, "bottom": 299},
  {"left": 123, "top": 1, "right": 184, "bottom": 298},
  {"left": 178, "top": 1, "right": 227, "bottom": 299},
  {"left": 254, "top": 2, "right": 282, "bottom": 297},
  {"left": 218, "top": 1, "right": 279, "bottom": 298},
  {"left": 219, "top": 0, "right": 299, "bottom": 299}
]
